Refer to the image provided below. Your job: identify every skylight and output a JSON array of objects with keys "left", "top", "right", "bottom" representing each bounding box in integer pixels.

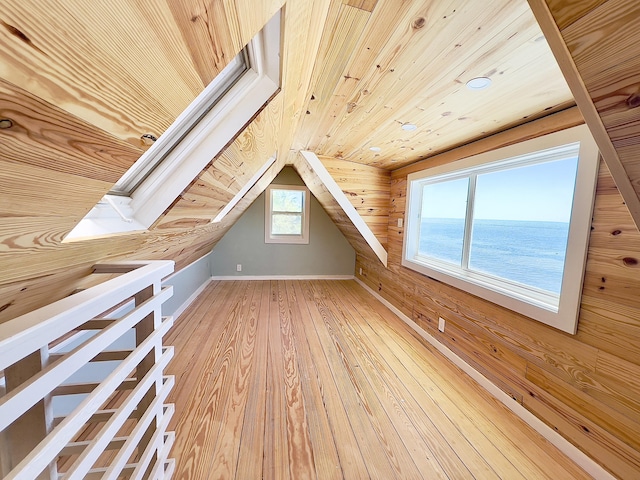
[
  {"left": 65, "top": 11, "right": 281, "bottom": 242},
  {"left": 109, "top": 50, "right": 250, "bottom": 197}
]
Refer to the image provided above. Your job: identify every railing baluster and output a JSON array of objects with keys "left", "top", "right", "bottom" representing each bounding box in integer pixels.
[{"left": 0, "top": 260, "right": 175, "bottom": 480}]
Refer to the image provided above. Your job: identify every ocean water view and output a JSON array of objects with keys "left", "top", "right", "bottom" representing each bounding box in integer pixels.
[{"left": 418, "top": 218, "right": 570, "bottom": 294}]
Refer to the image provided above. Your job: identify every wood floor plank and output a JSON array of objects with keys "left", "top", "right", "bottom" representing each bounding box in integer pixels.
[
  {"left": 235, "top": 281, "right": 269, "bottom": 479},
  {"left": 170, "top": 281, "right": 252, "bottom": 479},
  {"left": 339, "top": 280, "right": 590, "bottom": 480},
  {"left": 330, "top": 280, "right": 527, "bottom": 479},
  {"left": 308, "top": 281, "right": 428, "bottom": 479},
  {"left": 292, "top": 280, "right": 373, "bottom": 479},
  {"left": 284, "top": 280, "right": 342, "bottom": 479},
  {"left": 297, "top": 280, "right": 400, "bottom": 479},
  {"left": 324, "top": 280, "right": 489, "bottom": 479},
  {"left": 263, "top": 280, "right": 290, "bottom": 480},
  {"left": 205, "top": 280, "right": 262, "bottom": 478},
  {"left": 166, "top": 280, "right": 592, "bottom": 479},
  {"left": 275, "top": 280, "right": 316, "bottom": 480}
]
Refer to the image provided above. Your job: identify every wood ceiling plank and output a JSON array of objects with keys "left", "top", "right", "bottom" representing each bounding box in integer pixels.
[
  {"left": 342, "top": 0, "right": 378, "bottom": 12},
  {"left": 302, "top": 0, "right": 430, "bottom": 154},
  {"left": 0, "top": 160, "right": 110, "bottom": 217},
  {"left": 154, "top": 93, "right": 282, "bottom": 230},
  {"left": 544, "top": 0, "right": 607, "bottom": 30},
  {"left": 231, "top": 0, "right": 284, "bottom": 50},
  {"left": 294, "top": 152, "right": 387, "bottom": 265},
  {"left": 319, "top": 156, "right": 390, "bottom": 247},
  {"left": 167, "top": 0, "right": 239, "bottom": 86},
  {"left": 561, "top": 0, "right": 640, "bottom": 85},
  {"left": 302, "top": 0, "right": 572, "bottom": 170},
  {"left": 293, "top": 3, "right": 371, "bottom": 150},
  {"left": 0, "top": 217, "right": 79, "bottom": 255},
  {"left": 0, "top": 0, "right": 203, "bottom": 146},
  {"left": 0, "top": 264, "right": 94, "bottom": 325},
  {"left": 393, "top": 107, "right": 583, "bottom": 177},
  {"left": 277, "top": 0, "right": 333, "bottom": 161},
  {"left": 0, "top": 78, "right": 142, "bottom": 184}
]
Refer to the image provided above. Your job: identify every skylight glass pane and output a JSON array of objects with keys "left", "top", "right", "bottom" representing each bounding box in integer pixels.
[
  {"left": 272, "top": 189, "right": 303, "bottom": 213},
  {"left": 469, "top": 157, "right": 578, "bottom": 293},
  {"left": 418, "top": 177, "right": 469, "bottom": 265},
  {"left": 272, "top": 213, "right": 302, "bottom": 235}
]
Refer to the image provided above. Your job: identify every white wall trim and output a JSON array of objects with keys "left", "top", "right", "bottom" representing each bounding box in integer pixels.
[
  {"left": 212, "top": 274, "right": 355, "bottom": 281},
  {"left": 354, "top": 277, "right": 616, "bottom": 480},
  {"left": 299, "top": 151, "right": 388, "bottom": 267}
]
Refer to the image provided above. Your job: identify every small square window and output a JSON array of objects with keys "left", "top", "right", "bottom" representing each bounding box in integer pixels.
[{"left": 265, "top": 185, "right": 310, "bottom": 244}]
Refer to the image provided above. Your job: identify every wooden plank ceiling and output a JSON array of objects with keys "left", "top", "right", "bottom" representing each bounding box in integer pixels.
[{"left": 0, "top": 0, "right": 578, "bottom": 318}]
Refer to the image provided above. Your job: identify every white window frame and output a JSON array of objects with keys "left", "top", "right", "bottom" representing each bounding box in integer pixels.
[
  {"left": 265, "top": 185, "right": 310, "bottom": 244},
  {"left": 65, "top": 11, "right": 281, "bottom": 241},
  {"left": 402, "top": 125, "right": 599, "bottom": 334}
]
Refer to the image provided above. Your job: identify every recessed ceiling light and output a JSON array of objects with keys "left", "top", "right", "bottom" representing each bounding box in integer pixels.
[
  {"left": 401, "top": 123, "right": 417, "bottom": 131},
  {"left": 466, "top": 77, "right": 492, "bottom": 90},
  {"left": 369, "top": 146, "right": 381, "bottom": 152}
]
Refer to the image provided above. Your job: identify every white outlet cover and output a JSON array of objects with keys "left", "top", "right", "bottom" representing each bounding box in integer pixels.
[{"left": 438, "top": 317, "right": 445, "bottom": 332}]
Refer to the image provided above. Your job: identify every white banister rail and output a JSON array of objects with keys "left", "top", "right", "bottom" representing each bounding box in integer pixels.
[{"left": 0, "top": 260, "right": 176, "bottom": 480}]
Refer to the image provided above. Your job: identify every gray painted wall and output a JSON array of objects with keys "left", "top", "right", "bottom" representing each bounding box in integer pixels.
[
  {"left": 161, "top": 252, "right": 212, "bottom": 317},
  {"left": 211, "top": 167, "right": 355, "bottom": 276}
]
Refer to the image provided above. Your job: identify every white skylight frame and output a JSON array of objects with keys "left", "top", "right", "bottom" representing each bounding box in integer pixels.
[
  {"left": 65, "top": 11, "right": 281, "bottom": 241},
  {"left": 402, "top": 125, "right": 599, "bottom": 334}
]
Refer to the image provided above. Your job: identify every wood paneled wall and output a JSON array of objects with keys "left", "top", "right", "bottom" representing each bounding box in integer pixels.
[
  {"left": 317, "top": 155, "right": 390, "bottom": 247},
  {"left": 527, "top": 0, "right": 640, "bottom": 231},
  {"left": 355, "top": 112, "right": 640, "bottom": 478}
]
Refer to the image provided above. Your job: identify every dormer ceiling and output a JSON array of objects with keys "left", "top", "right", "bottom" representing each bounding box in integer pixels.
[{"left": 293, "top": 0, "right": 574, "bottom": 169}]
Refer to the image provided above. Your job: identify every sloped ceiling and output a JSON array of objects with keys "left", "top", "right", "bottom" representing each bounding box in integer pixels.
[
  {"left": 527, "top": 0, "right": 640, "bottom": 230},
  {"left": 0, "top": 0, "right": 592, "bottom": 321}
]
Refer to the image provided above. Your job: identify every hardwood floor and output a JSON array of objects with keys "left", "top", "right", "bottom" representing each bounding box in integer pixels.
[{"left": 166, "top": 280, "right": 590, "bottom": 479}]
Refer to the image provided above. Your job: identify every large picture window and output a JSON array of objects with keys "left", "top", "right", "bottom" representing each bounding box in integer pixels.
[{"left": 403, "top": 125, "right": 599, "bottom": 333}]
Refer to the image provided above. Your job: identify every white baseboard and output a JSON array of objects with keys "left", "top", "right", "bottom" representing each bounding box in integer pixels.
[
  {"left": 211, "top": 274, "right": 355, "bottom": 281},
  {"left": 171, "top": 278, "right": 213, "bottom": 321},
  {"left": 354, "top": 277, "right": 615, "bottom": 480}
]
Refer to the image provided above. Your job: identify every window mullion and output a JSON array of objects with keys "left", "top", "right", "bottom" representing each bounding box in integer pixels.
[{"left": 461, "top": 175, "right": 476, "bottom": 270}]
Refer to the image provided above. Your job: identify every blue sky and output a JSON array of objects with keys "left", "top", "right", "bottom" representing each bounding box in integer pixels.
[{"left": 421, "top": 157, "right": 579, "bottom": 222}]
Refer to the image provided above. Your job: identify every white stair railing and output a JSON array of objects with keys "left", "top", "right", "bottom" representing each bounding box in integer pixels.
[{"left": 0, "top": 260, "right": 176, "bottom": 480}]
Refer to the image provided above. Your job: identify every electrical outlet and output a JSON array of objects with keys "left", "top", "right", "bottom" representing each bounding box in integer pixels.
[
  {"left": 359, "top": 267, "right": 363, "bottom": 275},
  {"left": 438, "top": 317, "right": 445, "bottom": 332},
  {"left": 398, "top": 218, "right": 403, "bottom": 228},
  {"left": 236, "top": 264, "right": 242, "bottom": 272}
]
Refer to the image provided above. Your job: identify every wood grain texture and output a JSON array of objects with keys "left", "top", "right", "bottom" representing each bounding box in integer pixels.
[
  {"left": 277, "top": 0, "right": 332, "bottom": 160},
  {"left": 292, "top": 154, "right": 384, "bottom": 263},
  {"left": 342, "top": 0, "right": 378, "bottom": 12},
  {"left": 166, "top": 280, "right": 589, "bottom": 479},
  {"left": 529, "top": 0, "right": 640, "bottom": 230},
  {"left": 0, "top": 79, "right": 143, "bottom": 183},
  {"left": 153, "top": 93, "right": 283, "bottom": 230},
  {"left": 297, "top": 0, "right": 573, "bottom": 169},
  {"left": 0, "top": 0, "right": 203, "bottom": 146},
  {"left": 319, "top": 155, "right": 390, "bottom": 247},
  {"left": 355, "top": 115, "right": 640, "bottom": 479}
]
